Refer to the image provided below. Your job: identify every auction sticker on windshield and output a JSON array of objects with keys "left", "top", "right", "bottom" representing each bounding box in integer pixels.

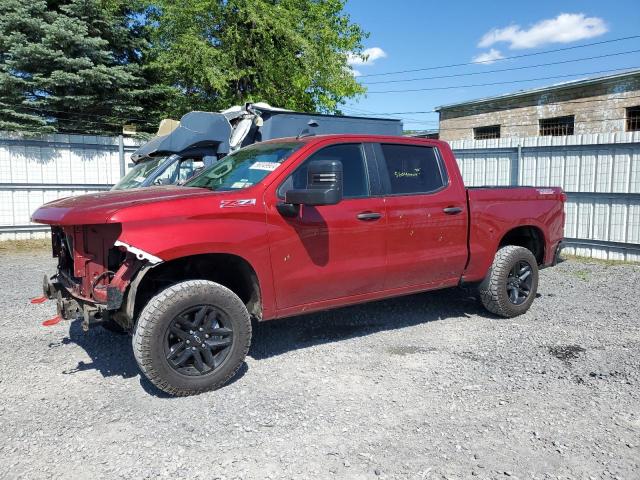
[
  {"left": 231, "top": 181, "right": 252, "bottom": 188},
  {"left": 249, "top": 162, "right": 280, "bottom": 171}
]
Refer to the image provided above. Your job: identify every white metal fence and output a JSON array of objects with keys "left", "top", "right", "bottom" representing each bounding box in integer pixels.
[
  {"left": 1, "top": 130, "right": 639, "bottom": 261},
  {"left": 450, "top": 131, "right": 640, "bottom": 262},
  {"left": 0, "top": 131, "right": 140, "bottom": 240}
]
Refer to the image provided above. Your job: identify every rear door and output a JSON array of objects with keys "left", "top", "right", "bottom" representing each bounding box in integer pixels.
[
  {"left": 374, "top": 142, "right": 468, "bottom": 289},
  {"left": 265, "top": 142, "right": 387, "bottom": 310}
]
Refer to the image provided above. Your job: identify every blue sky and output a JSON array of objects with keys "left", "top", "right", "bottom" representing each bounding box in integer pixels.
[{"left": 341, "top": 0, "right": 640, "bottom": 130}]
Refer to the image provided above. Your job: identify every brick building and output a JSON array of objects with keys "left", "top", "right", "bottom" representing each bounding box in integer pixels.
[{"left": 436, "top": 69, "right": 640, "bottom": 141}]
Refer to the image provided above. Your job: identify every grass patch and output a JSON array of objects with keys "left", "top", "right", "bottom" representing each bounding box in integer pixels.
[
  {"left": 571, "top": 269, "right": 591, "bottom": 281},
  {"left": 560, "top": 254, "right": 639, "bottom": 267},
  {"left": 0, "top": 238, "right": 50, "bottom": 252}
]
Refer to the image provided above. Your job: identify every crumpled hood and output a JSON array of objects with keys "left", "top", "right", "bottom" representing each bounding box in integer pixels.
[
  {"left": 32, "top": 186, "right": 214, "bottom": 225},
  {"left": 131, "top": 111, "right": 232, "bottom": 162}
]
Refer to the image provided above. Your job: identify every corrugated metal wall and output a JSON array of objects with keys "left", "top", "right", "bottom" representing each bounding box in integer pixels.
[
  {"left": 450, "top": 132, "right": 640, "bottom": 262},
  {"left": 2, "top": 130, "right": 639, "bottom": 262},
  {"left": 0, "top": 132, "right": 140, "bottom": 241}
]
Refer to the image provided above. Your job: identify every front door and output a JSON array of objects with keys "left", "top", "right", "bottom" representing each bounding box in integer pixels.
[{"left": 265, "top": 142, "right": 387, "bottom": 310}]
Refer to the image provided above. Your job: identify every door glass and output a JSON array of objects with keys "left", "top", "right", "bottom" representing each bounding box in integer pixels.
[
  {"left": 112, "top": 156, "right": 167, "bottom": 190},
  {"left": 177, "top": 158, "right": 204, "bottom": 183},
  {"left": 152, "top": 157, "right": 203, "bottom": 185},
  {"left": 279, "top": 143, "right": 369, "bottom": 198},
  {"left": 381, "top": 144, "right": 446, "bottom": 194}
]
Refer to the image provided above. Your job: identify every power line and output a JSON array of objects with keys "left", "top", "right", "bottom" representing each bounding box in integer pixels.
[
  {"left": 372, "top": 115, "right": 637, "bottom": 130},
  {"left": 361, "top": 49, "right": 640, "bottom": 85},
  {"left": 368, "top": 67, "right": 640, "bottom": 94},
  {"left": 344, "top": 115, "right": 436, "bottom": 125},
  {"left": 416, "top": 115, "right": 636, "bottom": 131},
  {"left": 0, "top": 101, "right": 153, "bottom": 124},
  {"left": 1, "top": 113, "right": 153, "bottom": 132},
  {"left": 5, "top": 82, "right": 640, "bottom": 129},
  {"left": 344, "top": 93, "right": 640, "bottom": 117},
  {"left": 6, "top": 116, "right": 637, "bottom": 133},
  {"left": 8, "top": 115, "right": 635, "bottom": 133},
  {"left": 344, "top": 94, "right": 640, "bottom": 127},
  {"left": 341, "top": 106, "right": 436, "bottom": 125},
  {"left": 358, "top": 34, "right": 640, "bottom": 78},
  {"left": 1, "top": 104, "right": 157, "bottom": 129}
]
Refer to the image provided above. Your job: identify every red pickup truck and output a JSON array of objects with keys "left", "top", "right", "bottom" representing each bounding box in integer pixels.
[{"left": 32, "top": 135, "right": 565, "bottom": 396}]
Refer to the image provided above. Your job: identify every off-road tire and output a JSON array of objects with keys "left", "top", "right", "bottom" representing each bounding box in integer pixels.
[
  {"left": 132, "top": 280, "right": 251, "bottom": 396},
  {"left": 479, "top": 245, "right": 539, "bottom": 318}
]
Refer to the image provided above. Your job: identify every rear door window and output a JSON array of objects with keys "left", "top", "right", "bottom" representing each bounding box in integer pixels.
[{"left": 380, "top": 144, "right": 447, "bottom": 195}]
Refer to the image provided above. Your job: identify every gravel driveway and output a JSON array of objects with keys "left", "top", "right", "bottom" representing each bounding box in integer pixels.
[{"left": 0, "top": 248, "right": 638, "bottom": 479}]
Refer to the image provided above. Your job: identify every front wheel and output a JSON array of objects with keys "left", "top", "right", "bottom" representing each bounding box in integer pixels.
[
  {"left": 478, "top": 245, "right": 539, "bottom": 318},
  {"left": 132, "top": 280, "right": 252, "bottom": 396}
]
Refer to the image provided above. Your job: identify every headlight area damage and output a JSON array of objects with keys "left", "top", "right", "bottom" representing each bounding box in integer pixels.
[{"left": 42, "top": 224, "right": 160, "bottom": 331}]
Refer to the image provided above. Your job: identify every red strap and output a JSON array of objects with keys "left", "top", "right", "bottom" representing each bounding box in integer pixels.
[{"left": 42, "top": 315, "right": 62, "bottom": 327}]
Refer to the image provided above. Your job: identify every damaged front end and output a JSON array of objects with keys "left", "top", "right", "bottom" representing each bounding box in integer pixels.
[{"left": 44, "top": 224, "right": 159, "bottom": 331}]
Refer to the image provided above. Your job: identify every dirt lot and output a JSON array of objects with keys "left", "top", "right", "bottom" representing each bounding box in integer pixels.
[{"left": 0, "top": 248, "right": 639, "bottom": 480}]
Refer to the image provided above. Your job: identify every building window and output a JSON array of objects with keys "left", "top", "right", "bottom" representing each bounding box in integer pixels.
[
  {"left": 473, "top": 125, "right": 501, "bottom": 140},
  {"left": 627, "top": 106, "right": 640, "bottom": 132},
  {"left": 539, "top": 115, "right": 574, "bottom": 136}
]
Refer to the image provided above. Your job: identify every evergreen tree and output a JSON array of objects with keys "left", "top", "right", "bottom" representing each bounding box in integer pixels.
[{"left": 0, "top": 0, "right": 155, "bottom": 134}]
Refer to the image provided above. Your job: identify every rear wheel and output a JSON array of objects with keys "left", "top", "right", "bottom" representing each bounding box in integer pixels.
[
  {"left": 132, "top": 280, "right": 251, "bottom": 396},
  {"left": 479, "top": 245, "right": 539, "bottom": 318}
]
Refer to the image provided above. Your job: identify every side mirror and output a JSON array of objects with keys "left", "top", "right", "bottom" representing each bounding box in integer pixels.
[{"left": 285, "top": 160, "right": 343, "bottom": 206}]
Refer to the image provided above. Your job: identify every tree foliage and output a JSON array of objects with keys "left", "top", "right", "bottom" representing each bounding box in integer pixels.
[
  {"left": 150, "top": 0, "right": 366, "bottom": 117},
  {"left": 0, "top": 0, "right": 162, "bottom": 134},
  {"left": 0, "top": 0, "right": 367, "bottom": 134}
]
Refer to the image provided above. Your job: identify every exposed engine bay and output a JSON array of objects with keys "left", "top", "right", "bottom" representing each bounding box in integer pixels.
[{"left": 45, "top": 224, "right": 148, "bottom": 331}]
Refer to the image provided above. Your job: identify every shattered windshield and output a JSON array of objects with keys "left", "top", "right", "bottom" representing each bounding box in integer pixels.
[
  {"left": 112, "top": 156, "right": 169, "bottom": 190},
  {"left": 185, "top": 142, "right": 301, "bottom": 191}
]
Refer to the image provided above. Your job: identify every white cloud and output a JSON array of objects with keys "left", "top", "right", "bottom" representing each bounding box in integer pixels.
[
  {"left": 347, "top": 47, "right": 387, "bottom": 66},
  {"left": 472, "top": 48, "right": 505, "bottom": 64},
  {"left": 351, "top": 69, "right": 362, "bottom": 77},
  {"left": 478, "top": 13, "right": 608, "bottom": 50}
]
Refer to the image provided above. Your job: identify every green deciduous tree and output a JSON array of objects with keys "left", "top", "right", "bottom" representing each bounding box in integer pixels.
[
  {"left": 0, "top": 0, "right": 159, "bottom": 134},
  {"left": 150, "top": 0, "right": 367, "bottom": 117}
]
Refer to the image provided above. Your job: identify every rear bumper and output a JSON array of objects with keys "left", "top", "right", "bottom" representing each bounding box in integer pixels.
[
  {"left": 552, "top": 240, "right": 564, "bottom": 266},
  {"left": 541, "top": 240, "right": 564, "bottom": 269}
]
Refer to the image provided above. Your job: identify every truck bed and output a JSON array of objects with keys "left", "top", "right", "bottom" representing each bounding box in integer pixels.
[{"left": 463, "top": 186, "right": 566, "bottom": 282}]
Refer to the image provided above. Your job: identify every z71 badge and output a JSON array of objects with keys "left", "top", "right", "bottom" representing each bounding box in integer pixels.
[{"left": 220, "top": 199, "right": 257, "bottom": 208}]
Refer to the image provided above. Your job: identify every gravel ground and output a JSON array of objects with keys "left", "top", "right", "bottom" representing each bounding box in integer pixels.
[{"left": 0, "top": 248, "right": 639, "bottom": 480}]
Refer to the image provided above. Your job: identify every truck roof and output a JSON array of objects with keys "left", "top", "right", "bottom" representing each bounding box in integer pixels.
[{"left": 258, "top": 133, "right": 445, "bottom": 146}]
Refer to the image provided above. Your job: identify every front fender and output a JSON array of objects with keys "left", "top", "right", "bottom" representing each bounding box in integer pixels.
[{"left": 114, "top": 215, "right": 275, "bottom": 318}]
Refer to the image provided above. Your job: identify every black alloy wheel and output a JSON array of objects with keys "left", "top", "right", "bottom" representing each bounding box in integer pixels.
[
  {"left": 506, "top": 260, "right": 533, "bottom": 305},
  {"left": 164, "top": 305, "right": 233, "bottom": 376},
  {"left": 133, "top": 280, "right": 251, "bottom": 396},
  {"left": 478, "top": 245, "right": 539, "bottom": 318}
]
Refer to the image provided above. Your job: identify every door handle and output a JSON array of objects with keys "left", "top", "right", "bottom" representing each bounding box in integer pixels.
[
  {"left": 443, "top": 206, "right": 463, "bottom": 215},
  {"left": 356, "top": 212, "right": 382, "bottom": 221}
]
